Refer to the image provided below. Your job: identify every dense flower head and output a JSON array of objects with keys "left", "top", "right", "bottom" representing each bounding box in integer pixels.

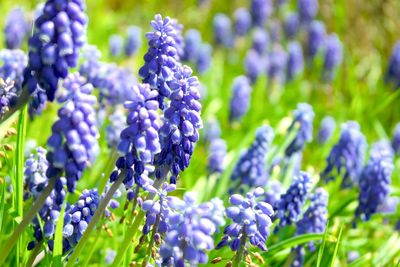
[
  {"left": 234, "top": 8, "right": 252, "bottom": 37},
  {"left": 207, "top": 138, "right": 227, "bottom": 175},
  {"left": 284, "top": 13, "right": 300, "bottom": 39},
  {"left": 156, "top": 65, "right": 202, "bottom": 183},
  {"left": 285, "top": 103, "right": 315, "bottom": 158},
  {"left": 268, "top": 45, "right": 287, "bottom": 83},
  {"left": 160, "top": 192, "right": 224, "bottom": 266},
  {"left": 296, "top": 188, "right": 328, "bottom": 250},
  {"left": 317, "top": 116, "right": 336, "bottom": 144},
  {"left": 355, "top": 151, "right": 393, "bottom": 221},
  {"left": 298, "top": 0, "right": 318, "bottom": 24},
  {"left": 112, "top": 83, "right": 161, "bottom": 188},
  {"left": 196, "top": 43, "right": 212, "bottom": 74},
  {"left": 217, "top": 187, "right": 274, "bottom": 252},
  {"left": 139, "top": 14, "right": 182, "bottom": 109},
  {"left": 275, "top": 172, "right": 313, "bottom": 227},
  {"left": 392, "top": 123, "right": 400, "bottom": 154},
  {"left": 0, "top": 78, "right": 17, "bottom": 116},
  {"left": 231, "top": 125, "right": 274, "bottom": 190},
  {"left": 46, "top": 73, "right": 99, "bottom": 192},
  {"left": 171, "top": 19, "right": 185, "bottom": 59},
  {"left": 213, "top": 13, "right": 232, "bottom": 47},
  {"left": 62, "top": 188, "right": 100, "bottom": 252},
  {"left": 125, "top": 26, "right": 142, "bottom": 56},
  {"left": 321, "top": 121, "right": 367, "bottom": 188},
  {"left": 141, "top": 183, "right": 176, "bottom": 235},
  {"left": 4, "top": 7, "right": 29, "bottom": 49},
  {"left": 370, "top": 140, "right": 394, "bottom": 160},
  {"left": 269, "top": 20, "right": 282, "bottom": 44},
  {"left": 106, "top": 109, "right": 126, "bottom": 149},
  {"left": 252, "top": 28, "right": 270, "bottom": 55},
  {"left": 182, "top": 29, "right": 202, "bottom": 62},
  {"left": 229, "top": 76, "right": 252, "bottom": 123},
  {"left": 385, "top": 41, "right": 400, "bottom": 89},
  {"left": 109, "top": 34, "right": 124, "bottom": 57},
  {"left": 203, "top": 119, "right": 221, "bottom": 143},
  {"left": 307, "top": 20, "right": 326, "bottom": 61},
  {"left": 286, "top": 41, "right": 304, "bottom": 82},
  {"left": 245, "top": 49, "right": 266, "bottom": 84},
  {"left": 24, "top": 147, "right": 49, "bottom": 200},
  {"left": 264, "top": 180, "right": 283, "bottom": 208},
  {"left": 323, "top": 34, "right": 343, "bottom": 81},
  {"left": 23, "top": 0, "right": 88, "bottom": 101},
  {"left": 250, "top": 0, "right": 272, "bottom": 27}
]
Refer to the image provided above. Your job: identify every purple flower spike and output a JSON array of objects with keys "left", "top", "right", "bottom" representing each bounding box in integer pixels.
[
  {"left": 203, "top": 119, "right": 221, "bottom": 143},
  {"left": 229, "top": 76, "right": 252, "bottom": 123},
  {"left": 4, "top": 7, "right": 29, "bottom": 50},
  {"left": 286, "top": 42, "right": 304, "bottom": 82},
  {"left": 157, "top": 65, "right": 202, "bottom": 183},
  {"left": 46, "top": 73, "right": 99, "bottom": 192},
  {"left": 245, "top": 49, "right": 266, "bottom": 84},
  {"left": 275, "top": 172, "right": 312, "bottom": 228},
  {"left": 207, "top": 138, "right": 227, "bottom": 175},
  {"left": 307, "top": 21, "right": 326, "bottom": 62},
  {"left": 317, "top": 116, "right": 336, "bottom": 144},
  {"left": 217, "top": 187, "right": 273, "bottom": 252},
  {"left": 125, "top": 26, "right": 142, "bottom": 56},
  {"left": 323, "top": 34, "right": 343, "bottom": 82},
  {"left": 213, "top": 14, "right": 233, "bottom": 47},
  {"left": 385, "top": 42, "right": 400, "bottom": 89},
  {"left": 298, "top": 0, "right": 318, "bottom": 25},
  {"left": 268, "top": 45, "right": 287, "bottom": 84},
  {"left": 234, "top": 8, "right": 252, "bottom": 37},
  {"left": 196, "top": 43, "right": 212, "bottom": 74},
  {"left": 109, "top": 34, "right": 124, "bottom": 57},
  {"left": 106, "top": 109, "right": 126, "bottom": 149},
  {"left": 250, "top": 0, "right": 272, "bottom": 27},
  {"left": 139, "top": 14, "right": 182, "bottom": 109},
  {"left": 321, "top": 121, "right": 367, "bottom": 188},
  {"left": 23, "top": 0, "right": 88, "bottom": 101},
  {"left": 183, "top": 29, "right": 202, "bottom": 62},
  {"left": 284, "top": 13, "right": 300, "bottom": 39},
  {"left": 252, "top": 28, "right": 270, "bottom": 55}
]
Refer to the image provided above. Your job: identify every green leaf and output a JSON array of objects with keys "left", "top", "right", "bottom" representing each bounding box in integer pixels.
[
  {"left": 347, "top": 253, "right": 372, "bottom": 267},
  {"left": 330, "top": 225, "right": 343, "bottom": 267},
  {"left": 53, "top": 199, "right": 67, "bottom": 267},
  {"left": 0, "top": 180, "right": 5, "bottom": 234},
  {"left": 265, "top": 233, "right": 336, "bottom": 256},
  {"left": 317, "top": 221, "right": 330, "bottom": 267}
]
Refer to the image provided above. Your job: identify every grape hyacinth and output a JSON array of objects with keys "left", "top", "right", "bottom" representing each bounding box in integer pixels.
[
  {"left": 229, "top": 76, "right": 252, "bottom": 123},
  {"left": 392, "top": 123, "right": 400, "bottom": 154},
  {"left": 321, "top": 121, "right": 367, "bottom": 188},
  {"left": 275, "top": 172, "right": 313, "bottom": 227},
  {"left": 156, "top": 65, "right": 202, "bottom": 184},
  {"left": 252, "top": 28, "right": 270, "bottom": 55},
  {"left": 139, "top": 14, "right": 182, "bottom": 109},
  {"left": 196, "top": 43, "right": 212, "bottom": 74},
  {"left": 125, "top": 26, "right": 142, "bottom": 56},
  {"left": 285, "top": 103, "right": 315, "bottom": 158},
  {"left": 286, "top": 42, "right": 304, "bottom": 82},
  {"left": 385, "top": 41, "right": 400, "bottom": 89},
  {"left": 106, "top": 109, "right": 126, "bottom": 149},
  {"left": 317, "top": 116, "right": 336, "bottom": 144},
  {"left": 0, "top": 79, "right": 17, "bottom": 116},
  {"left": 264, "top": 180, "right": 283, "bottom": 208},
  {"left": 23, "top": 0, "right": 88, "bottom": 101},
  {"left": 268, "top": 45, "right": 287, "bottom": 84},
  {"left": 217, "top": 188, "right": 274, "bottom": 254},
  {"left": 370, "top": 140, "right": 394, "bottom": 160},
  {"left": 207, "top": 138, "right": 227, "bottom": 175},
  {"left": 250, "top": 0, "right": 272, "bottom": 27},
  {"left": 307, "top": 21, "right": 326, "bottom": 62},
  {"left": 182, "top": 29, "right": 202, "bottom": 62},
  {"left": 323, "top": 34, "right": 343, "bottom": 82},
  {"left": 213, "top": 13, "right": 232, "bottom": 47},
  {"left": 298, "top": 0, "right": 318, "bottom": 24},
  {"left": 112, "top": 83, "right": 161, "bottom": 189},
  {"left": 244, "top": 49, "right": 266, "bottom": 84},
  {"left": 160, "top": 192, "right": 224, "bottom": 266},
  {"left": 296, "top": 188, "right": 328, "bottom": 250},
  {"left": 4, "top": 7, "right": 29, "bottom": 49},
  {"left": 234, "top": 8, "right": 252, "bottom": 37},
  {"left": 24, "top": 147, "right": 49, "bottom": 200},
  {"left": 269, "top": 20, "right": 282, "bottom": 44},
  {"left": 109, "top": 34, "right": 124, "bottom": 57},
  {"left": 203, "top": 119, "right": 221, "bottom": 143},
  {"left": 355, "top": 149, "right": 394, "bottom": 221},
  {"left": 231, "top": 125, "right": 274, "bottom": 190},
  {"left": 46, "top": 73, "right": 99, "bottom": 192},
  {"left": 284, "top": 13, "right": 300, "bottom": 40}
]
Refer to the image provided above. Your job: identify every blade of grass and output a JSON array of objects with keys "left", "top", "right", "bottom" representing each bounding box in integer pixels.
[
  {"left": 317, "top": 220, "right": 330, "bottom": 267},
  {"left": 330, "top": 225, "right": 343, "bottom": 267},
  {"left": 53, "top": 199, "right": 67, "bottom": 267},
  {"left": 347, "top": 253, "right": 372, "bottom": 267},
  {"left": 0, "top": 179, "right": 5, "bottom": 234}
]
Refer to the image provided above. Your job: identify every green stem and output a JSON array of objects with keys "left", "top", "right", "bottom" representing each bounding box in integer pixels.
[
  {"left": 65, "top": 170, "right": 126, "bottom": 267},
  {"left": 0, "top": 178, "right": 55, "bottom": 265},
  {"left": 142, "top": 214, "right": 161, "bottom": 266},
  {"left": 25, "top": 240, "right": 43, "bottom": 267},
  {"left": 112, "top": 178, "right": 163, "bottom": 266},
  {"left": 232, "top": 228, "right": 247, "bottom": 267}
]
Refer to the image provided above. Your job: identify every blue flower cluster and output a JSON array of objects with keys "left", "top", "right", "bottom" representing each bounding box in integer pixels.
[
  {"left": 0, "top": 78, "right": 17, "bottom": 116},
  {"left": 284, "top": 13, "right": 300, "bottom": 39},
  {"left": 217, "top": 187, "right": 274, "bottom": 252},
  {"left": 213, "top": 14, "right": 233, "bottom": 47},
  {"left": 23, "top": 0, "right": 88, "bottom": 101},
  {"left": 125, "top": 26, "right": 142, "bottom": 56},
  {"left": 24, "top": 147, "right": 49, "bottom": 200},
  {"left": 317, "top": 116, "right": 336, "bottom": 144},
  {"left": 307, "top": 21, "right": 326, "bottom": 62},
  {"left": 355, "top": 149, "right": 394, "bottom": 221},
  {"left": 286, "top": 41, "right": 304, "bottom": 82},
  {"left": 252, "top": 28, "right": 269, "bottom": 55},
  {"left": 229, "top": 76, "right": 252, "bottom": 123},
  {"left": 323, "top": 34, "right": 343, "bottom": 82},
  {"left": 207, "top": 138, "right": 227, "bottom": 175},
  {"left": 244, "top": 49, "right": 265, "bottom": 84},
  {"left": 202, "top": 119, "right": 221, "bottom": 144},
  {"left": 106, "top": 109, "right": 126, "bottom": 149},
  {"left": 231, "top": 125, "right": 274, "bottom": 191},
  {"left": 321, "top": 121, "right": 367, "bottom": 188},
  {"left": 112, "top": 83, "right": 161, "bottom": 189},
  {"left": 4, "top": 7, "right": 29, "bottom": 49},
  {"left": 385, "top": 41, "right": 400, "bottom": 89},
  {"left": 250, "top": 0, "right": 272, "bottom": 27},
  {"left": 264, "top": 180, "right": 283, "bottom": 208},
  {"left": 160, "top": 192, "right": 225, "bottom": 266},
  {"left": 285, "top": 103, "right": 315, "bottom": 158},
  {"left": 139, "top": 14, "right": 182, "bottom": 109},
  {"left": 234, "top": 8, "right": 251, "bottom": 37},
  {"left": 109, "top": 34, "right": 124, "bottom": 57},
  {"left": 46, "top": 73, "right": 99, "bottom": 192},
  {"left": 268, "top": 45, "right": 287, "bottom": 84},
  {"left": 182, "top": 29, "right": 212, "bottom": 74},
  {"left": 156, "top": 65, "right": 202, "bottom": 183},
  {"left": 298, "top": 0, "right": 318, "bottom": 24},
  {"left": 275, "top": 172, "right": 312, "bottom": 227}
]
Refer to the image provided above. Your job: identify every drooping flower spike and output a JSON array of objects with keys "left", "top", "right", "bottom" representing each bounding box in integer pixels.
[
  {"left": 4, "top": 7, "right": 29, "bottom": 50},
  {"left": 317, "top": 116, "right": 336, "bottom": 144},
  {"left": 229, "top": 76, "right": 252, "bottom": 123}
]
